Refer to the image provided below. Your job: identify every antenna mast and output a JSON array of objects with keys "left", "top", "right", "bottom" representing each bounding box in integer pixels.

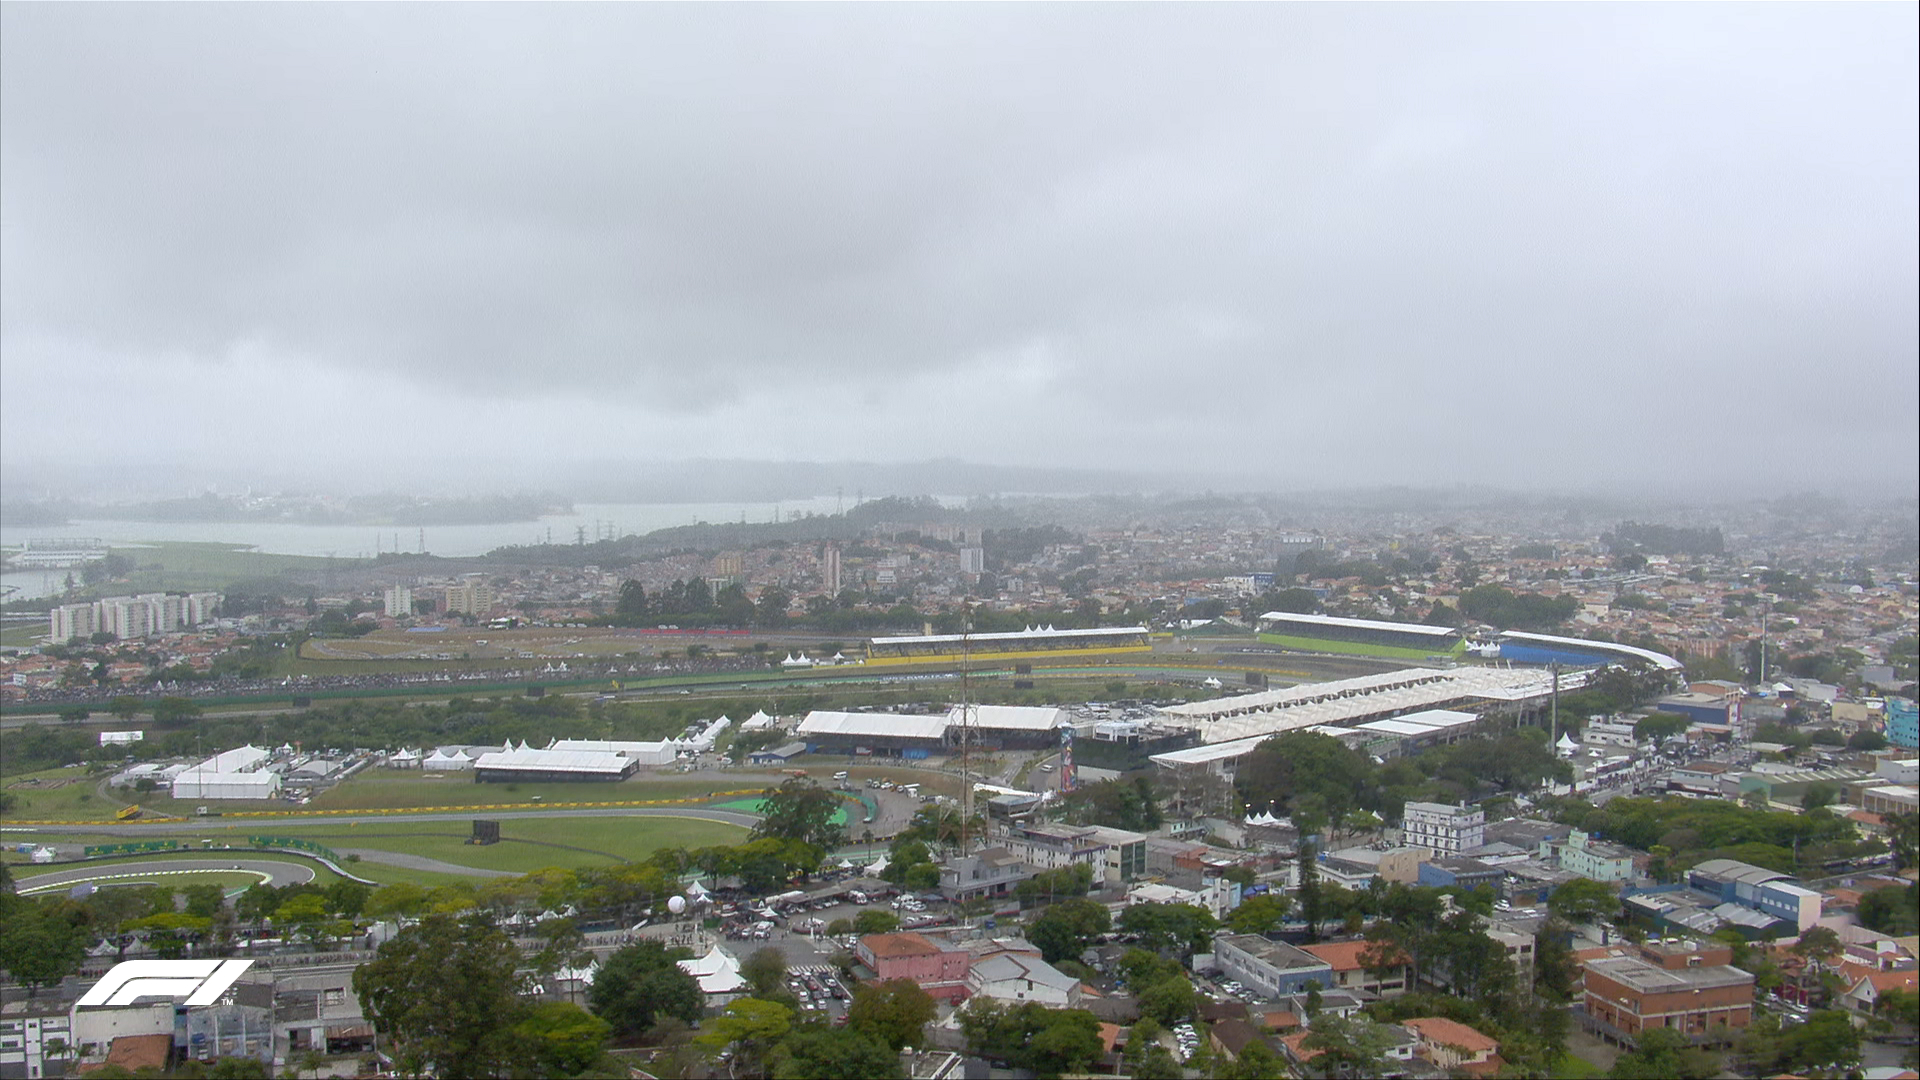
[{"left": 959, "top": 599, "right": 974, "bottom": 853}]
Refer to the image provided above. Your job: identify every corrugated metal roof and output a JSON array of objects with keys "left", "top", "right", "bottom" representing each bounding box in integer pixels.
[
  {"left": 949, "top": 705, "right": 1066, "bottom": 731},
  {"left": 797, "top": 711, "right": 950, "bottom": 740}
]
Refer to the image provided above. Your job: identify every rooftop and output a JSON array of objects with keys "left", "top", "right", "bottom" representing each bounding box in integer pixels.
[
  {"left": 1584, "top": 956, "right": 1755, "bottom": 994},
  {"left": 1218, "top": 934, "right": 1333, "bottom": 972}
]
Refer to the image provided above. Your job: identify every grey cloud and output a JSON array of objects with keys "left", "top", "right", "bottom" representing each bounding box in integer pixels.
[{"left": 1, "top": 3, "right": 1914, "bottom": 493}]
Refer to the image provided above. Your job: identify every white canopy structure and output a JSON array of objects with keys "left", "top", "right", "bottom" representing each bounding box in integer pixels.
[
  {"left": 423, "top": 748, "right": 474, "bottom": 771},
  {"left": 679, "top": 947, "right": 747, "bottom": 995}
]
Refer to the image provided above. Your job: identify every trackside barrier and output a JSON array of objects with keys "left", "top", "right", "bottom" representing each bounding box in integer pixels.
[
  {"left": 83, "top": 840, "right": 182, "bottom": 857},
  {"left": 248, "top": 837, "right": 342, "bottom": 862}
]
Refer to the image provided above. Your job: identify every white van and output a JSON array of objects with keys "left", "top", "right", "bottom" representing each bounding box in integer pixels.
[{"left": 834, "top": 771, "right": 850, "bottom": 781}]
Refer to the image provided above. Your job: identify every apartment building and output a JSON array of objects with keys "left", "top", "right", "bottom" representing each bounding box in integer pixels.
[
  {"left": 1400, "top": 802, "right": 1486, "bottom": 854},
  {"left": 1004, "top": 823, "right": 1148, "bottom": 884}
]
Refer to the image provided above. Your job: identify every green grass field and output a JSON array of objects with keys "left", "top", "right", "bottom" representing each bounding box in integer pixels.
[
  {"left": 236, "top": 816, "right": 748, "bottom": 874},
  {"left": 1550, "top": 1052, "right": 1606, "bottom": 1079},
  {"left": 3, "top": 768, "right": 127, "bottom": 822}
]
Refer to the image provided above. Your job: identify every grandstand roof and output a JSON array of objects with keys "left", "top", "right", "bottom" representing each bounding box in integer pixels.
[
  {"left": 1157, "top": 667, "right": 1586, "bottom": 747},
  {"left": 1393, "top": 709, "right": 1481, "bottom": 728},
  {"left": 949, "top": 704, "right": 1067, "bottom": 731},
  {"left": 869, "top": 625, "right": 1149, "bottom": 647},
  {"left": 1496, "top": 630, "right": 1683, "bottom": 671},
  {"left": 471, "top": 747, "right": 631, "bottom": 774},
  {"left": 1357, "top": 718, "right": 1451, "bottom": 736},
  {"left": 1257, "top": 612, "right": 1460, "bottom": 638},
  {"left": 797, "top": 711, "right": 950, "bottom": 741}
]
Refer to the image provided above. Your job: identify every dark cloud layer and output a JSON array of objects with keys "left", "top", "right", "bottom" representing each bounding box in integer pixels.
[{"left": 3, "top": 4, "right": 1914, "bottom": 495}]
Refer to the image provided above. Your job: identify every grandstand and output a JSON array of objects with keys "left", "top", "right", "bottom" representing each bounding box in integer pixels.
[
  {"left": 1256, "top": 612, "right": 1465, "bottom": 660},
  {"left": 865, "top": 625, "right": 1151, "bottom": 666},
  {"left": 1495, "top": 630, "right": 1683, "bottom": 672},
  {"left": 1157, "top": 666, "right": 1589, "bottom": 745}
]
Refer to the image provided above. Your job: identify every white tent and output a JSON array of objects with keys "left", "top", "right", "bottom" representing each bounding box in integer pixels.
[
  {"left": 679, "top": 947, "right": 747, "bottom": 995},
  {"left": 423, "top": 748, "right": 474, "bottom": 772},
  {"left": 172, "top": 770, "right": 281, "bottom": 801}
]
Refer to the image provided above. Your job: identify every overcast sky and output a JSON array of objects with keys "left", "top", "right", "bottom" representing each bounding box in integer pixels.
[{"left": 3, "top": 3, "right": 1915, "bottom": 499}]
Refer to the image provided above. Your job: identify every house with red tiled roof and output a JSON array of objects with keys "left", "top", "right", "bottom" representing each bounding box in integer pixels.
[
  {"left": 1841, "top": 969, "right": 1918, "bottom": 1015},
  {"left": 1300, "top": 939, "right": 1411, "bottom": 998},
  {"left": 1278, "top": 1029, "right": 1322, "bottom": 1068},
  {"left": 1404, "top": 1016, "right": 1502, "bottom": 1076}
]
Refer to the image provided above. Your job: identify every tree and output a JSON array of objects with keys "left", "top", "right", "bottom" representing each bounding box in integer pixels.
[
  {"left": 1057, "top": 777, "right": 1163, "bottom": 832},
  {"left": 512, "top": 1001, "right": 612, "bottom": 1077},
  {"left": 1633, "top": 713, "right": 1690, "bottom": 744},
  {"left": 1296, "top": 1014, "right": 1397, "bottom": 1080},
  {"left": 1137, "top": 976, "right": 1198, "bottom": 1025},
  {"left": 151, "top": 696, "right": 204, "bottom": 729},
  {"left": 960, "top": 1000, "right": 1105, "bottom": 1077},
  {"left": 1547, "top": 876, "right": 1618, "bottom": 924},
  {"left": 1887, "top": 811, "right": 1918, "bottom": 872},
  {"left": 1226, "top": 894, "right": 1293, "bottom": 935},
  {"left": 1117, "top": 902, "right": 1218, "bottom": 957},
  {"left": 1847, "top": 729, "right": 1889, "bottom": 752},
  {"left": 771, "top": 1026, "right": 902, "bottom": 1080},
  {"left": 588, "top": 940, "right": 704, "bottom": 1038},
  {"left": 352, "top": 911, "right": 528, "bottom": 1079},
  {"left": 852, "top": 910, "right": 899, "bottom": 935},
  {"left": 742, "top": 947, "right": 788, "bottom": 999},
  {"left": 1223, "top": 1038, "right": 1286, "bottom": 1080},
  {"left": 752, "top": 778, "right": 846, "bottom": 850},
  {"left": 846, "top": 978, "right": 936, "bottom": 1051},
  {"left": 694, "top": 998, "right": 792, "bottom": 1077},
  {"left": 1800, "top": 782, "right": 1841, "bottom": 811},
  {"left": 0, "top": 897, "right": 91, "bottom": 996},
  {"left": 108, "top": 696, "right": 143, "bottom": 721},
  {"left": 1028, "top": 897, "right": 1111, "bottom": 964},
  {"left": 1606, "top": 1026, "right": 1718, "bottom": 1079}
]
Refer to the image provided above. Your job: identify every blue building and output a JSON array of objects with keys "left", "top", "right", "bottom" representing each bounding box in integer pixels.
[
  {"left": 1888, "top": 697, "right": 1918, "bottom": 750},
  {"left": 1417, "top": 856, "right": 1506, "bottom": 895},
  {"left": 1685, "top": 859, "right": 1822, "bottom": 933},
  {"left": 1654, "top": 693, "right": 1731, "bottom": 725}
]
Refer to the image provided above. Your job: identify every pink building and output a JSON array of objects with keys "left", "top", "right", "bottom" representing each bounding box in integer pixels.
[{"left": 855, "top": 933, "right": 971, "bottom": 1002}]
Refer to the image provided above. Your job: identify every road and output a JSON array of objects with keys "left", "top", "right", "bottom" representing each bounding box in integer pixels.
[{"left": 13, "top": 856, "right": 316, "bottom": 893}]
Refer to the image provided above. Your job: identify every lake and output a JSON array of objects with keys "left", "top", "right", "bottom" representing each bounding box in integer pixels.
[{"left": 0, "top": 497, "right": 872, "bottom": 600}]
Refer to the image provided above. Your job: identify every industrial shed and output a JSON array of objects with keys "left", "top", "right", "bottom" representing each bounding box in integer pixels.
[
  {"left": 947, "top": 705, "right": 1068, "bottom": 749},
  {"left": 796, "top": 711, "right": 949, "bottom": 758},
  {"left": 470, "top": 746, "right": 638, "bottom": 783}
]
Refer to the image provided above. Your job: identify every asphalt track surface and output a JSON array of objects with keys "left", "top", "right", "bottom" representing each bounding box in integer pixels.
[{"left": 14, "top": 856, "right": 316, "bottom": 893}]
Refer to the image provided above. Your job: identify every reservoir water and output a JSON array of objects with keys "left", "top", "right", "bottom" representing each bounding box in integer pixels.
[{"left": 1, "top": 496, "right": 858, "bottom": 600}]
